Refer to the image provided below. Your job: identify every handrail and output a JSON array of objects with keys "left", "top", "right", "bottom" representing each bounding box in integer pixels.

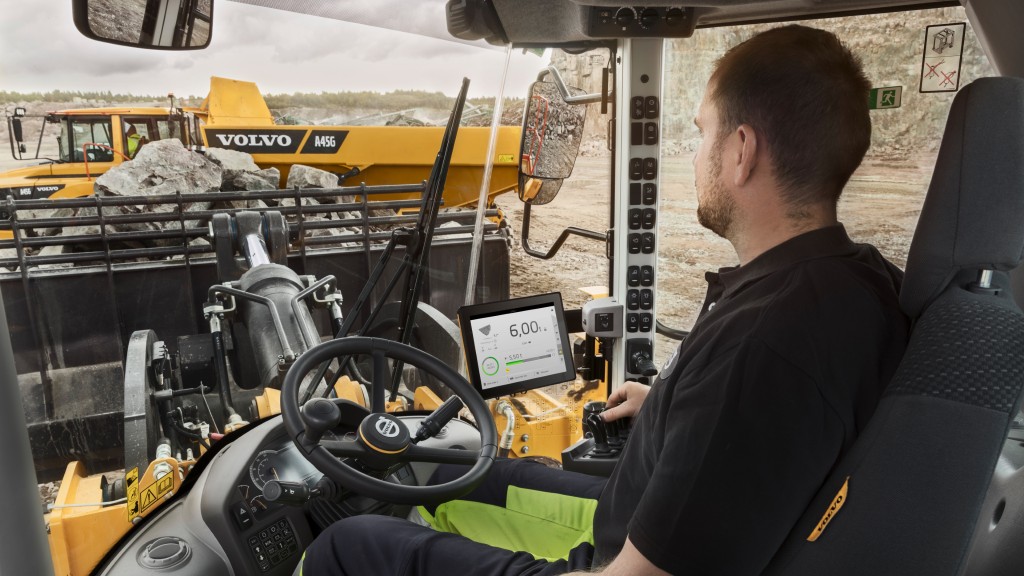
[{"left": 81, "top": 142, "right": 130, "bottom": 180}]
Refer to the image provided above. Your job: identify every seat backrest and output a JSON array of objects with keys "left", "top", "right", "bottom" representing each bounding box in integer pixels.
[{"left": 764, "top": 76, "right": 1024, "bottom": 576}]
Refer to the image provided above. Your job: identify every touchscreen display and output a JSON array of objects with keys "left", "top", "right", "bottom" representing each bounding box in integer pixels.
[{"left": 459, "top": 294, "right": 576, "bottom": 399}]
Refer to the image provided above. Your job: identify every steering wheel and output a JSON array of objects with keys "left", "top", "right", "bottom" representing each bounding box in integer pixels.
[{"left": 280, "top": 337, "right": 497, "bottom": 506}]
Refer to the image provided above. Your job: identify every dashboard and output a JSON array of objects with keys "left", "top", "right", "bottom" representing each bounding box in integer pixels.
[{"left": 96, "top": 414, "right": 483, "bottom": 575}]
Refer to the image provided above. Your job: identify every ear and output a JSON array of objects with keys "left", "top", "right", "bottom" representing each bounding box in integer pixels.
[{"left": 733, "top": 124, "right": 759, "bottom": 187}]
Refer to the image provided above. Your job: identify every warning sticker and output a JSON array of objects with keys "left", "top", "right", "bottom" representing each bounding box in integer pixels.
[
  {"left": 920, "top": 23, "right": 966, "bottom": 93},
  {"left": 139, "top": 474, "right": 175, "bottom": 514},
  {"left": 125, "top": 467, "right": 140, "bottom": 523},
  {"left": 497, "top": 154, "right": 515, "bottom": 163}
]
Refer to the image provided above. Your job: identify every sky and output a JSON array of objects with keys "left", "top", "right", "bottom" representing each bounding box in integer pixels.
[{"left": 0, "top": 0, "right": 550, "bottom": 99}]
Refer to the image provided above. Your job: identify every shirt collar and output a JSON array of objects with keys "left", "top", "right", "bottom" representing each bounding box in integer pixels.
[{"left": 715, "top": 224, "right": 858, "bottom": 299}]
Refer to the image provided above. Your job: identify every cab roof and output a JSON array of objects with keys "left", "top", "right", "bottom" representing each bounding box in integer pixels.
[{"left": 49, "top": 107, "right": 173, "bottom": 117}]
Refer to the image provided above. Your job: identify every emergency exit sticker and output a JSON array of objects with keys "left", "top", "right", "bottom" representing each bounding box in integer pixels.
[
  {"left": 869, "top": 86, "right": 902, "bottom": 110},
  {"left": 920, "top": 23, "right": 966, "bottom": 93}
]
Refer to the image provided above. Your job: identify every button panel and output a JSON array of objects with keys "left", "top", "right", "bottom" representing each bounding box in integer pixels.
[
  {"left": 248, "top": 518, "right": 298, "bottom": 573},
  {"left": 619, "top": 41, "right": 663, "bottom": 380}
]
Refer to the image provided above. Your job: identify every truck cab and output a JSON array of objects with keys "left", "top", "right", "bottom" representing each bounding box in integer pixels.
[
  {"left": 1, "top": 107, "right": 189, "bottom": 203},
  {"left": 2, "top": 0, "right": 1024, "bottom": 574}
]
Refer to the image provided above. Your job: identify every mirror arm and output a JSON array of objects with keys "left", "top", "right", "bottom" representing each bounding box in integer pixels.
[
  {"left": 521, "top": 201, "right": 606, "bottom": 260},
  {"left": 655, "top": 320, "right": 689, "bottom": 341},
  {"left": 537, "top": 66, "right": 607, "bottom": 105}
]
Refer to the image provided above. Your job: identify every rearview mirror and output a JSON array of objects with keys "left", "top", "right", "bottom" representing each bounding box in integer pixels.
[
  {"left": 72, "top": 0, "right": 214, "bottom": 50},
  {"left": 518, "top": 80, "right": 586, "bottom": 204},
  {"left": 520, "top": 177, "right": 563, "bottom": 205}
]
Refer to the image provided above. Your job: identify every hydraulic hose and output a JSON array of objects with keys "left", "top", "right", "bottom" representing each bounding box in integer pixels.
[{"left": 496, "top": 400, "right": 517, "bottom": 458}]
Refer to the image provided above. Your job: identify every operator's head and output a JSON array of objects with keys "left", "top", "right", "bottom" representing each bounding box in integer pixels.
[
  {"left": 126, "top": 124, "right": 137, "bottom": 137},
  {"left": 695, "top": 25, "right": 870, "bottom": 238}
]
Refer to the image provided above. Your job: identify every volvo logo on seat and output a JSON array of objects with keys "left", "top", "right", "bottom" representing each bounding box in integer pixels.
[{"left": 375, "top": 416, "right": 401, "bottom": 438}]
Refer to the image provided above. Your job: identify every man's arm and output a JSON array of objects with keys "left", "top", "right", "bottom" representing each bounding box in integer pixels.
[{"left": 566, "top": 537, "right": 670, "bottom": 576}]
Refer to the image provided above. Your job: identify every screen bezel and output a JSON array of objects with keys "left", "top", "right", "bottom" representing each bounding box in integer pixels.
[{"left": 458, "top": 293, "right": 576, "bottom": 400}]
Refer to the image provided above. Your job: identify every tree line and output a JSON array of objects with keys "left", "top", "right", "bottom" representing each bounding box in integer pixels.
[{"left": 0, "top": 89, "right": 521, "bottom": 111}]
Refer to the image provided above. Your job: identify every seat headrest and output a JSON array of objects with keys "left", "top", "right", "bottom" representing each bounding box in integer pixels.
[{"left": 900, "top": 77, "right": 1024, "bottom": 318}]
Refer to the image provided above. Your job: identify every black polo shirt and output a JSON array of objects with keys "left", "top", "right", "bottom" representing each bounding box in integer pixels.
[{"left": 592, "top": 224, "right": 909, "bottom": 574}]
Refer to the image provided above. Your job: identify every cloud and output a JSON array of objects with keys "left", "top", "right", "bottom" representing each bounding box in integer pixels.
[{"left": 0, "top": 0, "right": 547, "bottom": 98}]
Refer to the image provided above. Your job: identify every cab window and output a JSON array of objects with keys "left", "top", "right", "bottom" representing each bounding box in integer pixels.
[{"left": 60, "top": 117, "right": 114, "bottom": 162}]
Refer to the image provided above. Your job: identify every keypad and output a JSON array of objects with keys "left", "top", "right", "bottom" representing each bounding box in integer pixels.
[{"left": 248, "top": 518, "right": 298, "bottom": 573}]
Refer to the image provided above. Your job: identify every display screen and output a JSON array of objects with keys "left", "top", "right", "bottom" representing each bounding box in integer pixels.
[{"left": 458, "top": 293, "right": 576, "bottom": 399}]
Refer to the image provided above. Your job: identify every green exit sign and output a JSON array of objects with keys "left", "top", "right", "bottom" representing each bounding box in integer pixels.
[{"left": 869, "top": 86, "right": 903, "bottom": 110}]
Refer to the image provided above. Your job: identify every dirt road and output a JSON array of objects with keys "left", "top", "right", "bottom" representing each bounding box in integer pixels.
[{"left": 499, "top": 151, "right": 932, "bottom": 362}]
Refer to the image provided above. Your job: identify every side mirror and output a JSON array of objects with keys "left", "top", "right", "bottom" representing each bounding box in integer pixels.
[
  {"left": 518, "top": 80, "right": 586, "bottom": 205},
  {"left": 11, "top": 118, "right": 23, "bottom": 144},
  {"left": 71, "top": 0, "right": 214, "bottom": 50}
]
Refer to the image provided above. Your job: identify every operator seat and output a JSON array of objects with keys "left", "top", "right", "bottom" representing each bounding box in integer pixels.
[{"left": 764, "top": 77, "right": 1024, "bottom": 575}]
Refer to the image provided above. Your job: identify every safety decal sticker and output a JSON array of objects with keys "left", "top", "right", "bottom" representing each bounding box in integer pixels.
[
  {"left": 869, "top": 86, "right": 902, "bottom": 110},
  {"left": 126, "top": 467, "right": 140, "bottom": 523},
  {"left": 920, "top": 23, "right": 966, "bottom": 93},
  {"left": 140, "top": 474, "right": 175, "bottom": 514}
]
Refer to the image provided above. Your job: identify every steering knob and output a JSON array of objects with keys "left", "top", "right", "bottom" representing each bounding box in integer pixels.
[{"left": 301, "top": 398, "right": 342, "bottom": 443}]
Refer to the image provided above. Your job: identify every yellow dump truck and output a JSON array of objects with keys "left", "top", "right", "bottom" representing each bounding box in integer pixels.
[{"left": 0, "top": 76, "right": 520, "bottom": 233}]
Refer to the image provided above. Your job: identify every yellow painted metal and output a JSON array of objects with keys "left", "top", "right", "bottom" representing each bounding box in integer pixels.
[
  {"left": 413, "top": 386, "right": 445, "bottom": 411},
  {"left": 186, "top": 77, "right": 275, "bottom": 126},
  {"left": 47, "top": 462, "right": 132, "bottom": 576},
  {"left": 199, "top": 123, "right": 520, "bottom": 207},
  {"left": 253, "top": 376, "right": 366, "bottom": 419},
  {"left": 47, "top": 455, "right": 193, "bottom": 576},
  {"left": 490, "top": 378, "right": 607, "bottom": 461}
]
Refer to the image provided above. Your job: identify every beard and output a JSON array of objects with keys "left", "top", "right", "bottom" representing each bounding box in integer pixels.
[{"left": 695, "top": 140, "right": 734, "bottom": 239}]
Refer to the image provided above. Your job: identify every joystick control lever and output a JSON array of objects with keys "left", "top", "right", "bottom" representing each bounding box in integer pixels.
[
  {"left": 627, "top": 338, "right": 658, "bottom": 377},
  {"left": 585, "top": 413, "right": 612, "bottom": 455}
]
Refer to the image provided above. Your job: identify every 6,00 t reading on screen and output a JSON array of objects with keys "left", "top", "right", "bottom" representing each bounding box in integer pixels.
[{"left": 468, "top": 304, "right": 567, "bottom": 392}]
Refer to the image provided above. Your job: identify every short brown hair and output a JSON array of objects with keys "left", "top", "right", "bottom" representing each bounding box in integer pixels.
[{"left": 710, "top": 25, "right": 871, "bottom": 210}]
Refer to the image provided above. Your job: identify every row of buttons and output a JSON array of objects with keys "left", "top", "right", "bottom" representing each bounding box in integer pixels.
[
  {"left": 627, "top": 289, "right": 653, "bottom": 310},
  {"left": 630, "top": 96, "right": 660, "bottom": 120},
  {"left": 628, "top": 233, "right": 655, "bottom": 254},
  {"left": 247, "top": 518, "right": 297, "bottom": 573},
  {"left": 629, "top": 157, "right": 658, "bottom": 181},
  {"left": 628, "top": 208, "right": 656, "bottom": 230},
  {"left": 627, "top": 265, "right": 654, "bottom": 287},
  {"left": 629, "top": 183, "right": 657, "bottom": 206},
  {"left": 627, "top": 313, "right": 653, "bottom": 333},
  {"left": 630, "top": 122, "right": 659, "bottom": 146}
]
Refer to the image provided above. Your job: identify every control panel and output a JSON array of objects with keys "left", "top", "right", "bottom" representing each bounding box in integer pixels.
[
  {"left": 588, "top": 6, "right": 696, "bottom": 38},
  {"left": 615, "top": 38, "right": 664, "bottom": 382},
  {"left": 246, "top": 518, "right": 299, "bottom": 573}
]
